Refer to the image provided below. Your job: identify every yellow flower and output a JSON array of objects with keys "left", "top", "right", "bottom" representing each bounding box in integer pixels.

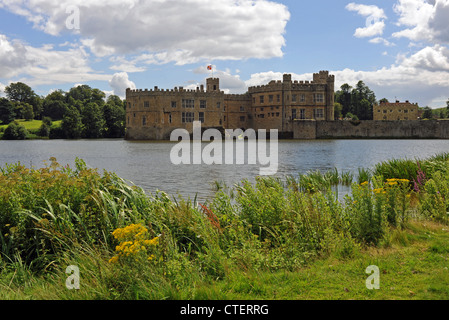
[{"left": 108, "top": 256, "right": 119, "bottom": 264}]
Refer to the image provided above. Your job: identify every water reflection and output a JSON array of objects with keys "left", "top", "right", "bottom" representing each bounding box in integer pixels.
[{"left": 1, "top": 139, "right": 448, "bottom": 201}]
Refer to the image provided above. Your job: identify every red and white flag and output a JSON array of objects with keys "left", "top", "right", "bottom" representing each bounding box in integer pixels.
[{"left": 207, "top": 65, "right": 213, "bottom": 70}]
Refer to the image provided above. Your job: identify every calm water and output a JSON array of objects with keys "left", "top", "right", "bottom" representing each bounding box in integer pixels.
[{"left": 0, "top": 139, "right": 449, "bottom": 201}]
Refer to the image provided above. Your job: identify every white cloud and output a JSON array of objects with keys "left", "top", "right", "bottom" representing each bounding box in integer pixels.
[
  {"left": 346, "top": 3, "right": 387, "bottom": 38},
  {"left": 369, "top": 37, "right": 395, "bottom": 47},
  {"left": 392, "top": 0, "right": 449, "bottom": 44},
  {"left": 243, "top": 45, "right": 449, "bottom": 108},
  {"left": 0, "top": 82, "right": 6, "bottom": 97},
  {"left": 2, "top": 0, "right": 291, "bottom": 65},
  {"left": 109, "top": 72, "right": 136, "bottom": 98},
  {"left": 0, "top": 33, "right": 110, "bottom": 87}
]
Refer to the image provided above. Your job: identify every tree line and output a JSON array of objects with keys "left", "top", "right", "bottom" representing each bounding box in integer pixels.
[
  {"left": 334, "top": 80, "right": 449, "bottom": 121},
  {"left": 0, "top": 82, "right": 126, "bottom": 139}
]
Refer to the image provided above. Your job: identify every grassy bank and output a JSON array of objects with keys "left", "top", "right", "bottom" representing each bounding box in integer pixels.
[
  {"left": 0, "top": 119, "right": 62, "bottom": 140},
  {"left": 1, "top": 155, "right": 449, "bottom": 300}
]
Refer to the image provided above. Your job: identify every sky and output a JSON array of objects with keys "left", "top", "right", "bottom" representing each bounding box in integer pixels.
[{"left": 0, "top": 0, "right": 449, "bottom": 108}]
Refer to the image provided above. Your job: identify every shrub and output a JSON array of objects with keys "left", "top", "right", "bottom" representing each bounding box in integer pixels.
[
  {"left": 2, "top": 122, "right": 28, "bottom": 140},
  {"left": 38, "top": 123, "right": 50, "bottom": 138}
]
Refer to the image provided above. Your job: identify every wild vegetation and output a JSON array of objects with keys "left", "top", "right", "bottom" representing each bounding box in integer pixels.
[{"left": 1, "top": 154, "right": 449, "bottom": 300}]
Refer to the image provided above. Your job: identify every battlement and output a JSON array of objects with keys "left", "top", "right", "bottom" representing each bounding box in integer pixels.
[{"left": 224, "top": 93, "right": 251, "bottom": 101}]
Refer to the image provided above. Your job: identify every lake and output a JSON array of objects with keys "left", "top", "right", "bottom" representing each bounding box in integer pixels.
[{"left": 1, "top": 139, "right": 449, "bottom": 201}]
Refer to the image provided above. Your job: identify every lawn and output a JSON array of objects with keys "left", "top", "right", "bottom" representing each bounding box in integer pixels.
[{"left": 0, "top": 119, "right": 62, "bottom": 131}]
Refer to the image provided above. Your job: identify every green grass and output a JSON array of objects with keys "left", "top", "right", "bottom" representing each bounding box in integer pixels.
[
  {"left": 1, "top": 221, "right": 448, "bottom": 300},
  {"left": 0, "top": 119, "right": 62, "bottom": 139},
  {"left": 1, "top": 154, "right": 449, "bottom": 300}
]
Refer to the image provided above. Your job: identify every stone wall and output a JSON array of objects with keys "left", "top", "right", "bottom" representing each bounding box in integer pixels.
[{"left": 293, "top": 120, "right": 449, "bottom": 139}]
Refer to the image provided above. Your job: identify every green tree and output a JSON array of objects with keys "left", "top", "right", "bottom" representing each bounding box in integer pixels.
[
  {"left": 0, "top": 98, "right": 15, "bottom": 124},
  {"left": 22, "top": 103, "right": 34, "bottom": 121},
  {"left": 103, "top": 98, "right": 126, "bottom": 138},
  {"left": 82, "top": 102, "right": 105, "bottom": 138},
  {"left": 3, "top": 122, "right": 28, "bottom": 140},
  {"left": 5, "top": 82, "right": 41, "bottom": 119},
  {"left": 67, "top": 85, "right": 105, "bottom": 107},
  {"left": 5, "top": 82, "right": 35, "bottom": 103},
  {"left": 334, "top": 102, "right": 343, "bottom": 120},
  {"left": 43, "top": 90, "right": 68, "bottom": 120},
  {"left": 446, "top": 99, "right": 449, "bottom": 117},
  {"left": 422, "top": 106, "right": 433, "bottom": 119},
  {"left": 62, "top": 106, "right": 83, "bottom": 139},
  {"left": 42, "top": 116, "right": 53, "bottom": 127},
  {"left": 38, "top": 123, "right": 50, "bottom": 138},
  {"left": 335, "top": 84, "right": 353, "bottom": 116}
]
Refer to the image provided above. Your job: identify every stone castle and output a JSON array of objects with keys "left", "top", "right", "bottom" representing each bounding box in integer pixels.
[{"left": 125, "top": 71, "right": 335, "bottom": 140}]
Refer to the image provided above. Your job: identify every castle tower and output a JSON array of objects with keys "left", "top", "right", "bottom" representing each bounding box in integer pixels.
[{"left": 207, "top": 78, "right": 220, "bottom": 93}]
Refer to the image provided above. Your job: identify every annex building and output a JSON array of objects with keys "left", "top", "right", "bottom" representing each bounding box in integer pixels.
[
  {"left": 374, "top": 100, "right": 419, "bottom": 121},
  {"left": 125, "top": 70, "right": 335, "bottom": 140}
]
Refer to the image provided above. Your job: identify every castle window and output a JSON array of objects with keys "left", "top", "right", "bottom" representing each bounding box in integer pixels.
[
  {"left": 144, "top": 101, "right": 150, "bottom": 108},
  {"left": 240, "top": 116, "right": 246, "bottom": 122},
  {"left": 269, "top": 95, "right": 274, "bottom": 103},
  {"left": 182, "top": 99, "right": 195, "bottom": 108},
  {"left": 260, "top": 96, "right": 264, "bottom": 104},
  {"left": 213, "top": 85, "right": 217, "bottom": 91},
  {"left": 292, "top": 109, "right": 297, "bottom": 120},
  {"left": 276, "top": 113, "right": 280, "bottom": 117},
  {"left": 171, "top": 101, "right": 177, "bottom": 108},
  {"left": 200, "top": 100, "right": 207, "bottom": 109},
  {"left": 182, "top": 112, "right": 194, "bottom": 123},
  {"left": 313, "top": 94, "right": 324, "bottom": 103},
  {"left": 260, "top": 107, "right": 264, "bottom": 112},
  {"left": 169, "top": 113, "right": 172, "bottom": 123},
  {"left": 277, "top": 95, "right": 281, "bottom": 103},
  {"left": 259, "top": 114, "right": 265, "bottom": 119},
  {"left": 128, "top": 102, "right": 132, "bottom": 109},
  {"left": 314, "top": 109, "right": 324, "bottom": 119},
  {"left": 292, "top": 94, "right": 297, "bottom": 102},
  {"left": 217, "top": 102, "right": 221, "bottom": 109},
  {"left": 240, "top": 106, "right": 245, "bottom": 112},
  {"left": 199, "top": 112, "right": 205, "bottom": 123},
  {"left": 404, "top": 109, "right": 408, "bottom": 113},
  {"left": 300, "top": 109, "right": 306, "bottom": 120},
  {"left": 300, "top": 94, "right": 305, "bottom": 102},
  {"left": 142, "top": 116, "right": 147, "bottom": 126}
]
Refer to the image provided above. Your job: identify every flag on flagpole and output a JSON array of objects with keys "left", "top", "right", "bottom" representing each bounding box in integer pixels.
[{"left": 207, "top": 65, "right": 212, "bottom": 71}]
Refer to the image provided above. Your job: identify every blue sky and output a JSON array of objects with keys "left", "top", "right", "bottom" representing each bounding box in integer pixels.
[{"left": 1, "top": 0, "right": 449, "bottom": 108}]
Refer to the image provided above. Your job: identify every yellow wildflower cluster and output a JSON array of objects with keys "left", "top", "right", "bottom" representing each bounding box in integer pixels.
[
  {"left": 372, "top": 178, "right": 411, "bottom": 195},
  {"left": 386, "top": 178, "right": 409, "bottom": 186},
  {"left": 109, "top": 223, "right": 159, "bottom": 264}
]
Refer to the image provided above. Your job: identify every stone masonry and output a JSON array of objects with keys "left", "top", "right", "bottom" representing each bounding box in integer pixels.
[{"left": 125, "top": 71, "right": 335, "bottom": 140}]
